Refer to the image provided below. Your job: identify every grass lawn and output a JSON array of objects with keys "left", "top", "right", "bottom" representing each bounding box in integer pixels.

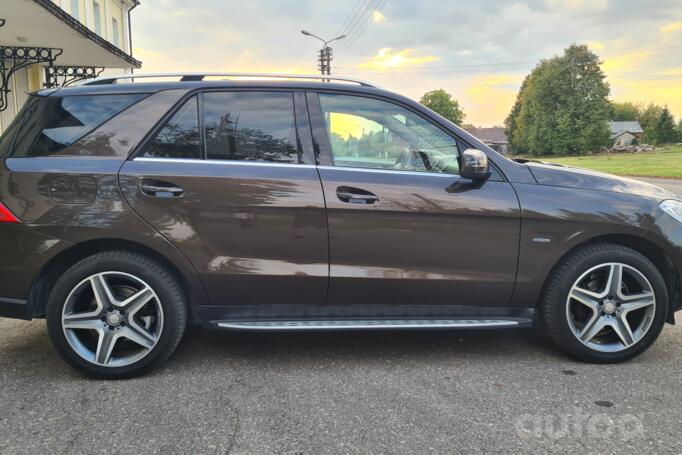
[{"left": 536, "top": 145, "right": 682, "bottom": 179}]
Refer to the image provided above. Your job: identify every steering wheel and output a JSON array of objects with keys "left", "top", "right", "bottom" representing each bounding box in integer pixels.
[{"left": 393, "top": 149, "right": 432, "bottom": 171}]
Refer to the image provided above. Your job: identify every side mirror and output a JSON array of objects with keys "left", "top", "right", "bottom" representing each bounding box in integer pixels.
[{"left": 460, "top": 148, "right": 490, "bottom": 180}]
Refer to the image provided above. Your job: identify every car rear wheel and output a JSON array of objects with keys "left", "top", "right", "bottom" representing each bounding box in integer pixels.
[
  {"left": 541, "top": 243, "right": 667, "bottom": 363},
  {"left": 46, "top": 251, "right": 187, "bottom": 378}
]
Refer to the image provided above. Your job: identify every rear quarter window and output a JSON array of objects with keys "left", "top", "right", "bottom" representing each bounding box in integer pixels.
[{"left": 7, "top": 93, "right": 147, "bottom": 157}]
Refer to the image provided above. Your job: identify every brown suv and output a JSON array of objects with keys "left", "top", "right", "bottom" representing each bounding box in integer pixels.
[{"left": 0, "top": 73, "right": 680, "bottom": 378}]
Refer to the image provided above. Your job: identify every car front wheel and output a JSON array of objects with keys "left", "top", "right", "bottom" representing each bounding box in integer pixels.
[
  {"left": 46, "top": 251, "right": 187, "bottom": 378},
  {"left": 541, "top": 243, "right": 667, "bottom": 363}
]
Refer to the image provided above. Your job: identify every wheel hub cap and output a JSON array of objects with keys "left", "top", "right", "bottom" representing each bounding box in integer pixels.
[
  {"left": 602, "top": 300, "right": 617, "bottom": 315},
  {"left": 106, "top": 311, "right": 123, "bottom": 327}
]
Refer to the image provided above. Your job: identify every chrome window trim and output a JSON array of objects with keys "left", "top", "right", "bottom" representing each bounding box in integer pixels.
[
  {"left": 317, "top": 165, "right": 459, "bottom": 179},
  {"left": 132, "top": 158, "right": 459, "bottom": 177},
  {"left": 133, "top": 157, "right": 315, "bottom": 169}
]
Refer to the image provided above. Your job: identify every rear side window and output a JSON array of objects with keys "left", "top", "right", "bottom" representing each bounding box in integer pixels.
[
  {"left": 203, "top": 91, "right": 300, "bottom": 163},
  {"left": 0, "top": 105, "right": 24, "bottom": 157},
  {"left": 9, "top": 94, "right": 146, "bottom": 157},
  {"left": 140, "top": 95, "right": 201, "bottom": 159}
]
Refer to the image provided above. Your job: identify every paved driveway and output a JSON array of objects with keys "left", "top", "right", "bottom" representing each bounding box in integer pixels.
[
  {"left": 2, "top": 176, "right": 682, "bottom": 454},
  {"left": 1, "top": 316, "right": 681, "bottom": 454}
]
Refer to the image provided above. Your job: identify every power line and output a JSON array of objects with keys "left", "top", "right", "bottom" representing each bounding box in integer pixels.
[
  {"left": 334, "top": 0, "right": 368, "bottom": 38},
  {"left": 336, "top": 0, "right": 375, "bottom": 46},
  {"left": 339, "top": 0, "right": 387, "bottom": 51}
]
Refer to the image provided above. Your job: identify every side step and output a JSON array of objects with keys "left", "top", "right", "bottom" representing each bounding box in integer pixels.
[{"left": 213, "top": 318, "right": 532, "bottom": 331}]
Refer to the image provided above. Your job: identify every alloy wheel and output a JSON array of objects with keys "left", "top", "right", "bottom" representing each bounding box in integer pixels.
[
  {"left": 61, "top": 271, "right": 164, "bottom": 367},
  {"left": 566, "top": 262, "right": 656, "bottom": 353}
]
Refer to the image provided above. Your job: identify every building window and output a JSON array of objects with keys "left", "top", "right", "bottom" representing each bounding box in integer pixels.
[
  {"left": 70, "top": 0, "right": 80, "bottom": 20},
  {"left": 93, "top": 1, "right": 102, "bottom": 35},
  {"left": 112, "top": 17, "right": 120, "bottom": 47}
]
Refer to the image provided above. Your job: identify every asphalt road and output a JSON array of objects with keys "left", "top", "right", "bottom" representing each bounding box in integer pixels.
[
  {"left": 638, "top": 177, "right": 682, "bottom": 197},
  {"left": 1, "top": 176, "right": 682, "bottom": 454}
]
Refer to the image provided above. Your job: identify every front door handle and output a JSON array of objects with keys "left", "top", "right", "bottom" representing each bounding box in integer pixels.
[
  {"left": 336, "top": 186, "right": 379, "bottom": 204},
  {"left": 139, "top": 179, "right": 184, "bottom": 198}
]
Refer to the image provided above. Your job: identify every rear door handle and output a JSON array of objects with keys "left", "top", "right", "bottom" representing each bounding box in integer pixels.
[
  {"left": 336, "top": 186, "right": 379, "bottom": 204},
  {"left": 139, "top": 179, "right": 184, "bottom": 198}
]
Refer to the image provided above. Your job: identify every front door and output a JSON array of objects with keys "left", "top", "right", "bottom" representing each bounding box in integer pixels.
[
  {"left": 119, "top": 90, "right": 328, "bottom": 310},
  {"left": 309, "top": 92, "right": 520, "bottom": 308}
]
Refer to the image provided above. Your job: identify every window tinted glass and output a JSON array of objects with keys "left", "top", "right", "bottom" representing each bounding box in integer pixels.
[
  {"left": 140, "top": 95, "right": 201, "bottom": 159},
  {"left": 203, "top": 92, "right": 300, "bottom": 163},
  {"left": 319, "top": 94, "right": 460, "bottom": 174},
  {"left": 11, "top": 94, "right": 146, "bottom": 157}
]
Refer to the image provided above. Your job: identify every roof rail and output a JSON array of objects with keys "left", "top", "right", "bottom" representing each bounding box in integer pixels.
[{"left": 79, "top": 72, "right": 378, "bottom": 88}]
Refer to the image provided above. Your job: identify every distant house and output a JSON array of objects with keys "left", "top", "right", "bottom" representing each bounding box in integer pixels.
[
  {"left": 608, "top": 121, "right": 644, "bottom": 147},
  {"left": 464, "top": 127, "right": 509, "bottom": 154}
]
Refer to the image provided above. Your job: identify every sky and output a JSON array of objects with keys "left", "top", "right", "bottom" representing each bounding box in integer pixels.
[{"left": 131, "top": 0, "right": 682, "bottom": 127}]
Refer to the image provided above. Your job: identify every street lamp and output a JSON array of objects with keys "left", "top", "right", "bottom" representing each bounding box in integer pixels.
[{"left": 300, "top": 30, "right": 346, "bottom": 76}]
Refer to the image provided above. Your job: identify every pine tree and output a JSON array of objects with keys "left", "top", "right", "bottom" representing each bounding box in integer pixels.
[{"left": 656, "top": 106, "right": 677, "bottom": 144}]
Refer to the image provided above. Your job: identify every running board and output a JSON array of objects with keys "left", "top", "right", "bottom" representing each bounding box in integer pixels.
[{"left": 213, "top": 318, "right": 532, "bottom": 331}]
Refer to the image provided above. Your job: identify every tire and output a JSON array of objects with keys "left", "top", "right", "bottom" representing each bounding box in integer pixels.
[
  {"left": 541, "top": 243, "right": 668, "bottom": 363},
  {"left": 46, "top": 251, "right": 187, "bottom": 379}
]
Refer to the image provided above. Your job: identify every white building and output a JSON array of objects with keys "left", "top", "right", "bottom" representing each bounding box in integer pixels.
[{"left": 0, "top": 0, "right": 141, "bottom": 133}]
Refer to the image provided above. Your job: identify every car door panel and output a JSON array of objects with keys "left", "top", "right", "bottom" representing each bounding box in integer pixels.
[
  {"left": 309, "top": 91, "right": 521, "bottom": 308},
  {"left": 118, "top": 90, "right": 329, "bottom": 308},
  {"left": 120, "top": 159, "right": 329, "bottom": 307},
  {"left": 318, "top": 166, "right": 520, "bottom": 307}
]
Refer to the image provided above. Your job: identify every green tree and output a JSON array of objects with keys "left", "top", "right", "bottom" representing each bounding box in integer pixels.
[
  {"left": 638, "top": 103, "right": 664, "bottom": 131},
  {"left": 656, "top": 106, "right": 677, "bottom": 144},
  {"left": 419, "top": 89, "right": 466, "bottom": 125},
  {"left": 642, "top": 126, "right": 658, "bottom": 145},
  {"left": 677, "top": 119, "right": 682, "bottom": 142},
  {"left": 505, "top": 44, "right": 611, "bottom": 156},
  {"left": 610, "top": 101, "right": 640, "bottom": 121}
]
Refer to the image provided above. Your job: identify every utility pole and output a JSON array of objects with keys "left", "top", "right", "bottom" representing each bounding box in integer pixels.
[{"left": 301, "top": 30, "right": 345, "bottom": 76}]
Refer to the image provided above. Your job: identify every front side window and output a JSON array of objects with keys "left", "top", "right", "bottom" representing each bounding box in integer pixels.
[
  {"left": 10, "top": 93, "right": 146, "bottom": 157},
  {"left": 203, "top": 91, "right": 300, "bottom": 163},
  {"left": 140, "top": 95, "right": 201, "bottom": 159},
  {"left": 319, "top": 94, "right": 460, "bottom": 174}
]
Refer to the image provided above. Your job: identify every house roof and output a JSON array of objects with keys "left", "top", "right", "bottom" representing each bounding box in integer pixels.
[
  {"left": 464, "top": 127, "right": 508, "bottom": 144},
  {"left": 608, "top": 121, "right": 643, "bottom": 139}
]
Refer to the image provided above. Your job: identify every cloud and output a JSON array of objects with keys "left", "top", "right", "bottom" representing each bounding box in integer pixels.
[
  {"left": 372, "top": 10, "right": 386, "bottom": 22},
  {"left": 131, "top": 0, "right": 682, "bottom": 125},
  {"left": 658, "top": 67, "right": 682, "bottom": 77},
  {"left": 585, "top": 40, "right": 605, "bottom": 51},
  {"left": 661, "top": 22, "right": 682, "bottom": 33},
  {"left": 356, "top": 48, "right": 440, "bottom": 71},
  {"left": 544, "top": 0, "right": 609, "bottom": 12}
]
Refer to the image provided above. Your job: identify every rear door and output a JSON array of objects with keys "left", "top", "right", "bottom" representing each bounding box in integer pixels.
[
  {"left": 308, "top": 91, "right": 521, "bottom": 308},
  {"left": 119, "top": 90, "right": 329, "bottom": 310}
]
